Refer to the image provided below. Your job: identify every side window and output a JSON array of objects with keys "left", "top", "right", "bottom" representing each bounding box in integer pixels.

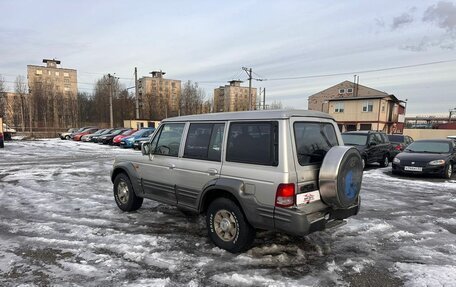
[
  {"left": 226, "top": 121, "right": 278, "bottom": 166},
  {"left": 368, "top": 133, "right": 381, "bottom": 144},
  {"left": 184, "top": 123, "right": 225, "bottom": 161},
  {"left": 150, "top": 123, "right": 185, "bottom": 157}
]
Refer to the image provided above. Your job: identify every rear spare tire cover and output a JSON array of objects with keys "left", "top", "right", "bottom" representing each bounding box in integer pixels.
[{"left": 319, "top": 146, "right": 363, "bottom": 208}]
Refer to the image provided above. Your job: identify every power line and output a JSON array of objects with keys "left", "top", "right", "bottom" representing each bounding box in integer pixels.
[{"left": 262, "top": 59, "right": 456, "bottom": 81}]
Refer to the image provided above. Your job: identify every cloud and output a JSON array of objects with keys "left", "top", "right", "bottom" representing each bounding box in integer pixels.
[
  {"left": 391, "top": 13, "right": 414, "bottom": 30},
  {"left": 423, "top": 1, "right": 456, "bottom": 32}
]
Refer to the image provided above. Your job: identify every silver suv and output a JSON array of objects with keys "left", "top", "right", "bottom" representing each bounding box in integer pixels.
[{"left": 111, "top": 110, "right": 363, "bottom": 252}]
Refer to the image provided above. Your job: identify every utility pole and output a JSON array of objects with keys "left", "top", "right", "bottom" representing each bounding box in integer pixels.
[
  {"left": 134, "top": 67, "right": 140, "bottom": 119},
  {"left": 242, "top": 67, "right": 253, "bottom": 110},
  {"left": 263, "top": 88, "right": 266, "bottom": 110},
  {"left": 108, "top": 73, "right": 114, "bottom": 128}
]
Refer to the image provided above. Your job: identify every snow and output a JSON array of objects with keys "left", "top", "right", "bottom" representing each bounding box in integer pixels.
[{"left": 1, "top": 139, "right": 456, "bottom": 286}]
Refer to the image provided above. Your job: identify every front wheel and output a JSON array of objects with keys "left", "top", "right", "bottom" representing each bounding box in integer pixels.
[
  {"left": 113, "top": 173, "right": 143, "bottom": 211},
  {"left": 379, "top": 154, "right": 389, "bottom": 167},
  {"left": 206, "top": 198, "right": 255, "bottom": 253},
  {"left": 443, "top": 163, "right": 453, "bottom": 179},
  {"left": 65, "top": 135, "right": 70, "bottom": 140}
]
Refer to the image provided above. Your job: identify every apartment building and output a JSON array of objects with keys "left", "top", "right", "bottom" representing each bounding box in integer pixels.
[
  {"left": 138, "top": 71, "right": 181, "bottom": 119},
  {"left": 213, "top": 80, "right": 257, "bottom": 112},
  {"left": 27, "top": 59, "right": 78, "bottom": 127}
]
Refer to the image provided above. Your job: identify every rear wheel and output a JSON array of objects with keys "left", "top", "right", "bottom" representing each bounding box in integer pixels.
[
  {"left": 443, "top": 163, "right": 453, "bottom": 179},
  {"left": 206, "top": 198, "right": 255, "bottom": 253},
  {"left": 113, "top": 173, "right": 143, "bottom": 211},
  {"left": 65, "top": 135, "right": 70, "bottom": 140}
]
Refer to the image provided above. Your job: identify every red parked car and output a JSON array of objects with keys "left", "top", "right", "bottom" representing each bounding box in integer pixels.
[
  {"left": 73, "top": 128, "right": 99, "bottom": 141},
  {"left": 112, "top": 129, "right": 137, "bottom": 145}
]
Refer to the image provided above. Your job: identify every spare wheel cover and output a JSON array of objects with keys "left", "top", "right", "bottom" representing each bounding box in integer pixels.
[{"left": 319, "top": 146, "right": 363, "bottom": 208}]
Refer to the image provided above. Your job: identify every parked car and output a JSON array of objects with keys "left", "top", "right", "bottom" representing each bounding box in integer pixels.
[
  {"left": 392, "top": 139, "right": 455, "bottom": 179},
  {"left": 448, "top": 135, "right": 456, "bottom": 143},
  {"left": 59, "top": 128, "right": 78, "bottom": 140},
  {"left": 70, "top": 127, "right": 96, "bottom": 139},
  {"left": 387, "top": 134, "right": 414, "bottom": 158},
  {"left": 111, "top": 110, "right": 363, "bottom": 253},
  {"left": 120, "top": 128, "right": 155, "bottom": 148},
  {"left": 91, "top": 128, "right": 116, "bottom": 143},
  {"left": 132, "top": 135, "right": 153, "bottom": 150},
  {"left": 73, "top": 128, "right": 99, "bottom": 141},
  {"left": 112, "top": 129, "right": 137, "bottom": 146},
  {"left": 99, "top": 129, "right": 129, "bottom": 145},
  {"left": 2, "top": 122, "right": 16, "bottom": 140},
  {"left": 81, "top": 129, "right": 108, "bottom": 142},
  {"left": 342, "top": 131, "right": 392, "bottom": 168}
]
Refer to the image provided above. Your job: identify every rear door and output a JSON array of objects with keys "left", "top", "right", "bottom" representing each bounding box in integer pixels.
[
  {"left": 173, "top": 122, "right": 225, "bottom": 210},
  {"left": 290, "top": 118, "right": 340, "bottom": 211}
]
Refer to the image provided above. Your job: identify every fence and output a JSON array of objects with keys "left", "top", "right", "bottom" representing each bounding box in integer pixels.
[{"left": 403, "top": 129, "right": 456, "bottom": 140}]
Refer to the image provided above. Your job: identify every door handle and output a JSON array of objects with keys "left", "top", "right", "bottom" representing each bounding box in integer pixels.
[
  {"left": 168, "top": 164, "right": 176, "bottom": 169},
  {"left": 207, "top": 168, "right": 218, "bottom": 176}
]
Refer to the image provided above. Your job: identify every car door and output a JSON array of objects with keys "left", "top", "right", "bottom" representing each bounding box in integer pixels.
[
  {"left": 366, "top": 134, "right": 379, "bottom": 163},
  {"left": 173, "top": 122, "right": 225, "bottom": 210},
  {"left": 136, "top": 123, "right": 185, "bottom": 205}
]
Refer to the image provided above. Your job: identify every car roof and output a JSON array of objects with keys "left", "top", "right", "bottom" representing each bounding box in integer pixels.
[
  {"left": 413, "top": 139, "right": 453, "bottom": 143},
  {"left": 162, "top": 109, "right": 334, "bottom": 122},
  {"left": 342, "top": 131, "right": 382, "bottom": 135}
]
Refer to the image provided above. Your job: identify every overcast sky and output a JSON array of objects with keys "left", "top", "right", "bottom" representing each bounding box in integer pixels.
[{"left": 1, "top": 0, "right": 455, "bottom": 115}]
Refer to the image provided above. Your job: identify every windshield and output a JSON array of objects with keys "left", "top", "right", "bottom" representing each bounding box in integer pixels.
[
  {"left": 137, "top": 128, "right": 154, "bottom": 137},
  {"left": 342, "top": 134, "right": 368, "bottom": 145},
  {"left": 294, "top": 122, "right": 338, "bottom": 165},
  {"left": 406, "top": 141, "right": 450, "bottom": 153},
  {"left": 388, "top": 135, "right": 404, "bottom": 143},
  {"left": 121, "top": 129, "right": 133, "bottom": 135}
]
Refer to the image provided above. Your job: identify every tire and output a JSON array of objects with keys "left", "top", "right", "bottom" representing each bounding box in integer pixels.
[
  {"left": 113, "top": 173, "right": 143, "bottom": 211},
  {"left": 0, "top": 140, "right": 4, "bottom": 148},
  {"left": 362, "top": 157, "right": 366, "bottom": 169},
  {"left": 206, "top": 197, "right": 255, "bottom": 253},
  {"left": 443, "top": 163, "right": 453, "bottom": 179},
  {"left": 392, "top": 169, "right": 400, "bottom": 176},
  {"left": 379, "top": 154, "right": 389, "bottom": 167},
  {"left": 65, "top": 135, "right": 70, "bottom": 140}
]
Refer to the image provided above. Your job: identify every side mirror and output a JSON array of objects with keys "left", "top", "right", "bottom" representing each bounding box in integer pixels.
[{"left": 141, "top": 142, "right": 151, "bottom": 155}]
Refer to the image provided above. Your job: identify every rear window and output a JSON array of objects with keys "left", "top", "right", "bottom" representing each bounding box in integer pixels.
[
  {"left": 294, "top": 122, "right": 338, "bottom": 166},
  {"left": 226, "top": 121, "right": 278, "bottom": 166},
  {"left": 388, "top": 135, "right": 404, "bottom": 143},
  {"left": 342, "top": 134, "right": 368, "bottom": 145}
]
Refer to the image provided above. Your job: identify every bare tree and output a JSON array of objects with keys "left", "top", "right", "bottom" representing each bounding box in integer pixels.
[
  {"left": 0, "top": 75, "right": 5, "bottom": 119},
  {"left": 269, "top": 100, "right": 283, "bottom": 110},
  {"left": 15, "top": 76, "right": 28, "bottom": 131},
  {"left": 180, "top": 81, "right": 205, "bottom": 116}
]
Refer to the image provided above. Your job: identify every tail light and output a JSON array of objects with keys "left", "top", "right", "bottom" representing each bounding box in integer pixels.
[{"left": 275, "top": 183, "right": 295, "bottom": 208}]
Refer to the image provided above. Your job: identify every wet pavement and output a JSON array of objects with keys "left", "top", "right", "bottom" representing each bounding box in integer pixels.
[{"left": 0, "top": 139, "right": 455, "bottom": 286}]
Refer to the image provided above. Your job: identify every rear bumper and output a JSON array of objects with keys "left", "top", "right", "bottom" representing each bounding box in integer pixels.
[{"left": 274, "top": 198, "right": 360, "bottom": 236}]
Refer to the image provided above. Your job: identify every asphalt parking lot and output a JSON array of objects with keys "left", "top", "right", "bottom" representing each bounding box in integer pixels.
[{"left": 0, "top": 139, "right": 455, "bottom": 286}]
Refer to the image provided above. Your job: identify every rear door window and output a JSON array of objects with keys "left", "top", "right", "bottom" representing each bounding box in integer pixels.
[
  {"left": 226, "top": 121, "right": 278, "bottom": 166},
  {"left": 294, "top": 122, "right": 338, "bottom": 166},
  {"left": 184, "top": 123, "right": 225, "bottom": 161}
]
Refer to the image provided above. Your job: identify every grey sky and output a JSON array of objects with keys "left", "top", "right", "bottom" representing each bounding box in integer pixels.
[{"left": 0, "top": 0, "right": 455, "bottom": 115}]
